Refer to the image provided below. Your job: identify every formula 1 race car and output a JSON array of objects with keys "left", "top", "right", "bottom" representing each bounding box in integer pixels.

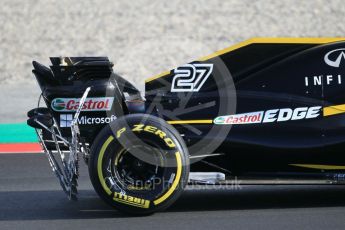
[{"left": 27, "top": 38, "right": 345, "bottom": 215}]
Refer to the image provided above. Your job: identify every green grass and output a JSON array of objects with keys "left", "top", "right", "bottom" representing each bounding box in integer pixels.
[{"left": 0, "top": 123, "right": 38, "bottom": 143}]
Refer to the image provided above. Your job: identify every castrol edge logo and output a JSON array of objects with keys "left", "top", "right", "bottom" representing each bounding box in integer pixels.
[
  {"left": 51, "top": 97, "right": 114, "bottom": 112},
  {"left": 214, "top": 106, "right": 321, "bottom": 125}
]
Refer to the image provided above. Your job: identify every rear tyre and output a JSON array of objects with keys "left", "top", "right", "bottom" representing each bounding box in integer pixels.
[{"left": 89, "top": 114, "right": 189, "bottom": 215}]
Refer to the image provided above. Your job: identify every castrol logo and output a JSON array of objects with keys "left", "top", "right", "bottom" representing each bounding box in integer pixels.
[{"left": 51, "top": 97, "right": 114, "bottom": 112}]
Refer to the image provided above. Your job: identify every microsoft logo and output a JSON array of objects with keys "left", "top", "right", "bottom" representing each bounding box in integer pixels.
[
  {"left": 60, "top": 114, "right": 73, "bottom": 127},
  {"left": 59, "top": 114, "right": 117, "bottom": 128}
]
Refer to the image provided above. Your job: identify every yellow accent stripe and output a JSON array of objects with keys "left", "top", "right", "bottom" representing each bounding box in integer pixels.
[
  {"left": 323, "top": 104, "right": 345, "bottom": 116},
  {"left": 145, "top": 37, "right": 345, "bottom": 83},
  {"left": 164, "top": 105, "right": 345, "bottom": 123},
  {"left": 199, "top": 37, "right": 345, "bottom": 61},
  {"left": 153, "top": 151, "right": 182, "bottom": 205},
  {"left": 290, "top": 164, "right": 345, "bottom": 170},
  {"left": 167, "top": 120, "right": 213, "bottom": 125},
  {"left": 97, "top": 136, "right": 114, "bottom": 195},
  {"left": 145, "top": 71, "right": 171, "bottom": 83}
]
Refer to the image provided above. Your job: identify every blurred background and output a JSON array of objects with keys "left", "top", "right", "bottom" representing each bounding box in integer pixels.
[{"left": 0, "top": 0, "right": 345, "bottom": 123}]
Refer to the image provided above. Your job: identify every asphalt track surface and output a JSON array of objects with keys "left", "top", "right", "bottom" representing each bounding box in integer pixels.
[{"left": 1, "top": 153, "right": 345, "bottom": 230}]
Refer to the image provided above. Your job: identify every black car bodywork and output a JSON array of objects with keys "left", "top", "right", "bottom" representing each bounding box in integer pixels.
[
  {"left": 33, "top": 38, "right": 345, "bottom": 184},
  {"left": 145, "top": 38, "right": 345, "bottom": 181}
]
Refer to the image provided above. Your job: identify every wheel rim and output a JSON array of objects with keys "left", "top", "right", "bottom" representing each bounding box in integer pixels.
[{"left": 111, "top": 145, "right": 165, "bottom": 191}]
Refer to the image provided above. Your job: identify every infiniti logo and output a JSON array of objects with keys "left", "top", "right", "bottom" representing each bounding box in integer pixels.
[{"left": 324, "top": 48, "right": 345, "bottom": 68}]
